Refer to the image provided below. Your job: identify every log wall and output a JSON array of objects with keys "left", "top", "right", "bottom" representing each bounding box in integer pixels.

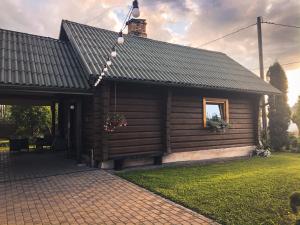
[
  {"left": 91, "top": 82, "right": 260, "bottom": 162},
  {"left": 107, "top": 83, "right": 164, "bottom": 159},
  {"left": 170, "top": 89, "right": 259, "bottom": 152}
]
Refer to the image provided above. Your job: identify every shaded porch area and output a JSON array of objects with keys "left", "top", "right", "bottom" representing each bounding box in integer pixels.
[
  {"left": 0, "top": 90, "right": 87, "bottom": 162},
  {"left": 0, "top": 151, "right": 93, "bottom": 183}
]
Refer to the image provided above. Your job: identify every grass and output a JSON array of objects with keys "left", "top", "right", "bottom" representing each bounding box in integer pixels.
[
  {"left": 0, "top": 139, "right": 9, "bottom": 152},
  {"left": 0, "top": 139, "right": 36, "bottom": 152},
  {"left": 118, "top": 153, "right": 300, "bottom": 225}
]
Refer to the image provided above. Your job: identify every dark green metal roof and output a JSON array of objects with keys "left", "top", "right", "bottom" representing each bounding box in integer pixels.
[
  {"left": 0, "top": 28, "right": 90, "bottom": 92},
  {"left": 61, "top": 20, "right": 280, "bottom": 95}
]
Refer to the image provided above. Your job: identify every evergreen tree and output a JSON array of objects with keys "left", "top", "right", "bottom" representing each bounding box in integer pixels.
[
  {"left": 292, "top": 96, "right": 300, "bottom": 134},
  {"left": 267, "top": 62, "right": 291, "bottom": 151}
]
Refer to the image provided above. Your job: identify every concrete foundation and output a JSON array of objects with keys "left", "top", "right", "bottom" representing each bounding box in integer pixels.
[
  {"left": 101, "top": 146, "right": 255, "bottom": 169},
  {"left": 162, "top": 146, "right": 255, "bottom": 163}
]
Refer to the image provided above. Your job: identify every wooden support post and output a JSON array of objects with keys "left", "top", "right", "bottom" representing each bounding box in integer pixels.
[
  {"left": 165, "top": 89, "right": 172, "bottom": 154},
  {"left": 58, "top": 100, "right": 64, "bottom": 137},
  {"left": 254, "top": 97, "right": 261, "bottom": 146},
  {"left": 75, "top": 99, "right": 82, "bottom": 162},
  {"left": 51, "top": 102, "right": 56, "bottom": 137},
  {"left": 257, "top": 16, "right": 267, "bottom": 134},
  {"left": 101, "top": 82, "right": 110, "bottom": 161},
  {"left": 93, "top": 89, "right": 102, "bottom": 162}
]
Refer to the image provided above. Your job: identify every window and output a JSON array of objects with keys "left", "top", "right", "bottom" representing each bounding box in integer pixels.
[{"left": 203, "top": 97, "right": 229, "bottom": 128}]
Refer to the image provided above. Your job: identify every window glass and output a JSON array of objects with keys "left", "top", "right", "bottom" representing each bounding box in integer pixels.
[{"left": 206, "top": 104, "right": 223, "bottom": 120}]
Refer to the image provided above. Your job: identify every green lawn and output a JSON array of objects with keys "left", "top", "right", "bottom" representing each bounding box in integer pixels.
[
  {"left": 118, "top": 153, "right": 300, "bottom": 225},
  {"left": 0, "top": 139, "right": 9, "bottom": 152}
]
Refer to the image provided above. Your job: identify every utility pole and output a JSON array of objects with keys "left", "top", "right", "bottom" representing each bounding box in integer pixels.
[{"left": 257, "top": 16, "right": 267, "bottom": 133}]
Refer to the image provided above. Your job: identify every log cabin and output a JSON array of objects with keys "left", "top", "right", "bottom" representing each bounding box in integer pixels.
[{"left": 0, "top": 19, "right": 280, "bottom": 169}]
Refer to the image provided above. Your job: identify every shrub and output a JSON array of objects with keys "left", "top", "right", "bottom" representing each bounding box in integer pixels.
[
  {"left": 290, "top": 192, "right": 300, "bottom": 213},
  {"left": 289, "top": 135, "right": 299, "bottom": 152},
  {"left": 206, "top": 115, "right": 230, "bottom": 133},
  {"left": 253, "top": 147, "right": 271, "bottom": 157}
]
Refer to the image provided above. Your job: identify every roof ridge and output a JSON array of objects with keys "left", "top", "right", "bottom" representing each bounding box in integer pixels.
[
  {"left": 62, "top": 20, "right": 225, "bottom": 55},
  {"left": 0, "top": 27, "right": 66, "bottom": 44}
]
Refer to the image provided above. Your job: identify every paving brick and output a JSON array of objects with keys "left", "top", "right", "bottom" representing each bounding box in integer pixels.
[{"left": 0, "top": 152, "right": 217, "bottom": 224}]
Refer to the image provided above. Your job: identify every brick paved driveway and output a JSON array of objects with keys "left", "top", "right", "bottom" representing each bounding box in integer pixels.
[{"left": 0, "top": 152, "right": 217, "bottom": 225}]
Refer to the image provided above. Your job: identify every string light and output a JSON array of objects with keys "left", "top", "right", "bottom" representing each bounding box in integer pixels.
[
  {"left": 103, "top": 65, "right": 108, "bottom": 72},
  {"left": 94, "top": 0, "right": 140, "bottom": 87},
  {"left": 111, "top": 46, "right": 117, "bottom": 58},
  {"left": 106, "top": 57, "right": 112, "bottom": 66},
  {"left": 132, "top": 0, "right": 140, "bottom": 18},
  {"left": 117, "top": 32, "right": 124, "bottom": 45}
]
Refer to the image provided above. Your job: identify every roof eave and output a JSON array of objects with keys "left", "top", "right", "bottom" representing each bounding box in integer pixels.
[
  {"left": 102, "top": 77, "right": 281, "bottom": 96},
  {"left": 0, "top": 84, "right": 93, "bottom": 95}
]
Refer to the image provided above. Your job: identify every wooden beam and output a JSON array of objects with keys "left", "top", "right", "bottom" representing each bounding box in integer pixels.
[
  {"left": 225, "top": 99, "right": 230, "bottom": 123},
  {"left": 75, "top": 98, "right": 82, "bottom": 162},
  {"left": 101, "top": 82, "right": 110, "bottom": 161},
  {"left": 93, "top": 89, "right": 102, "bottom": 161},
  {"left": 203, "top": 97, "right": 207, "bottom": 128},
  {"left": 51, "top": 102, "right": 56, "bottom": 137},
  {"left": 57, "top": 100, "right": 64, "bottom": 137},
  {"left": 165, "top": 89, "right": 172, "bottom": 153}
]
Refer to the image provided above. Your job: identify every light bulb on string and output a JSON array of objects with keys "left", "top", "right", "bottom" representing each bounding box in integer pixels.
[
  {"left": 103, "top": 65, "right": 108, "bottom": 72},
  {"left": 132, "top": 0, "right": 140, "bottom": 18},
  {"left": 111, "top": 47, "right": 117, "bottom": 58},
  {"left": 106, "top": 57, "right": 112, "bottom": 66},
  {"left": 117, "top": 32, "right": 124, "bottom": 45}
]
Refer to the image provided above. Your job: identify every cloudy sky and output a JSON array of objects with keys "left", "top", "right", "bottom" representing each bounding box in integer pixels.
[{"left": 1, "top": 0, "right": 299, "bottom": 105}]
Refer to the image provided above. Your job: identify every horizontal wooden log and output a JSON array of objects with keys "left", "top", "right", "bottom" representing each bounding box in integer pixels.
[
  {"left": 109, "top": 138, "right": 162, "bottom": 148},
  {"left": 109, "top": 131, "right": 162, "bottom": 140},
  {"left": 171, "top": 112, "right": 202, "bottom": 119},
  {"left": 230, "top": 113, "right": 254, "bottom": 119},
  {"left": 125, "top": 118, "right": 162, "bottom": 126},
  {"left": 172, "top": 101, "right": 201, "bottom": 107},
  {"left": 230, "top": 118, "right": 254, "bottom": 124},
  {"left": 171, "top": 138, "right": 254, "bottom": 149},
  {"left": 229, "top": 108, "right": 253, "bottom": 114},
  {"left": 111, "top": 104, "right": 161, "bottom": 112},
  {"left": 109, "top": 144, "right": 163, "bottom": 155},
  {"left": 111, "top": 91, "right": 162, "bottom": 100},
  {"left": 230, "top": 103, "right": 252, "bottom": 109},
  {"left": 113, "top": 125, "right": 162, "bottom": 133},
  {"left": 171, "top": 118, "right": 203, "bottom": 125},
  {"left": 110, "top": 98, "right": 160, "bottom": 106},
  {"left": 171, "top": 128, "right": 254, "bottom": 136},
  {"left": 171, "top": 133, "right": 254, "bottom": 143},
  {"left": 109, "top": 111, "right": 161, "bottom": 119},
  {"left": 172, "top": 106, "right": 202, "bottom": 113}
]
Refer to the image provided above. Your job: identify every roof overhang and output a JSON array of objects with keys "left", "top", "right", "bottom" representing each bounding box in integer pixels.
[
  {"left": 0, "top": 84, "right": 93, "bottom": 96},
  {"left": 102, "top": 77, "right": 281, "bottom": 96}
]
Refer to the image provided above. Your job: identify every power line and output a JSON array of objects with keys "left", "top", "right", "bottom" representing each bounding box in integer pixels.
[
  {"left": 120, "top": 6, "right": 133, "bottom": 32},
  {"left": 262, "top": 21, "right": 300, "bottom": 29},
  {"left": 198, "top": 23, "right": 257, "bottom": 47},
  {"left": 250, "top": 61, "right": 300, "bottom": 71}
]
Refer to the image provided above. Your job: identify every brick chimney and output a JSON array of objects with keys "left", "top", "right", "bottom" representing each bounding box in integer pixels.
[{"left": 126, "top": 19, "right": 147, "bottom": 38}]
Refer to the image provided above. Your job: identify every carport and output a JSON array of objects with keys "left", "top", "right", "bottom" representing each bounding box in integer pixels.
[
  {"left": 0, "top": 89, "right": 87, "bottom": 161},
  {"left": 0, "top": 28, "right": 92, "bottom": 169}
]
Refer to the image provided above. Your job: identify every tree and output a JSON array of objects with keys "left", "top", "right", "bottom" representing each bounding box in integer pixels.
[
  {"left": 267, "top": 62, "right": 291, "bottom": 151},
  {"left": 9, "top": 105, "right": 51, "bottom": 138},
  {"left": 292, "top": 96, "right": 300, "bottom": 134}
]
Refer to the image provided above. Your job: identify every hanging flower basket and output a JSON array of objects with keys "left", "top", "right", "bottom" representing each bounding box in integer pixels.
[
  {"left": 206, "top": 116, "right": 230, "bottom": 133},
  {"left": 104, "top": 113, "right": 127, "bottom": 133}
]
